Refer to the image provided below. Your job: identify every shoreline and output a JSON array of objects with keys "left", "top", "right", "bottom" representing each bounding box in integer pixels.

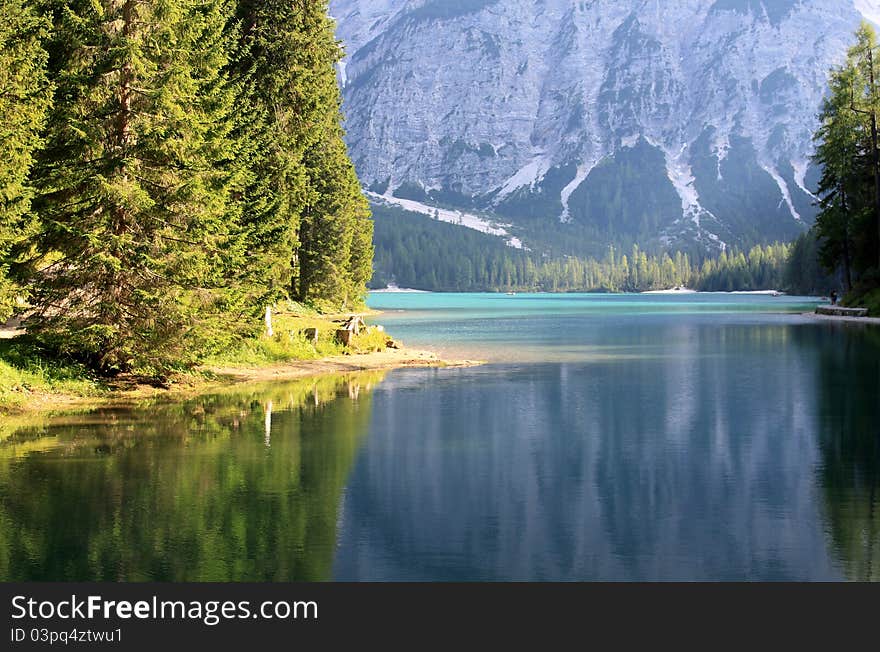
[
  {"left": 1, "top": 348, "right": 484, "bottom": 417},
  {"left": 803, "top": 312, "right": 880, "bottom": 325}
]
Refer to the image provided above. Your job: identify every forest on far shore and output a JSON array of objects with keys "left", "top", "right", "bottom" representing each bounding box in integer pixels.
[{"left": 370, "top": 205, "right": 834, "bottom": 296}]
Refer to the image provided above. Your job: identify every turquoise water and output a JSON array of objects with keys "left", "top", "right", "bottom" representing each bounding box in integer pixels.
[
  {"left": 1, "top": 292, "right": 878, "bottom": 581},
  {"left": 368, "top": 292, "right": 825, "bottom": 361},
  {"left": 333, "top": 292, "right": 878, "bottom": 581}
]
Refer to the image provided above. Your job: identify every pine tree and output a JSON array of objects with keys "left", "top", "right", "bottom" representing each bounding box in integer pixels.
[
  {"left": 286, "top": 0, "right": 371, "bottom": 311},
  {"left": 298, "top": 122, "right": 372, "bottom": 310},
  {"left": 850, "top": 23, "right": 880, "bottom": 271},
  {"left": 0, "top": 0, "right": 52, "bottom": 321},
  {"left": 231, "top": 0, "right": 313, "bottom": 311},
  {"left": 31, "top": 0, "right": 242, "bottom": 373},
  {"left": 234, "top": 0, "right": 372, "bottom": 313}
]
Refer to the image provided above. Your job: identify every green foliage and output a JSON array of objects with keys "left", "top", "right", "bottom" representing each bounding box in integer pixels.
[
  {"left": 784, "top": 231, "right": 837, "bottom": 296},
  {"left": 812, "top": 21, "right": 880, "bottom": 301},
  {"left": 233, "top": 0, "right": 372, "bottom": 315},
  {"left": 566, "top": 139, "right": 682, "bottom": 245},
  {"left": 0, "top": 337, "right": 100, "bottom": 409},
  {"left": 297, "top": 125, "right": 373, "bottom": 311},
  {"left": 349, "top": 328, "right": 391, "bottom": 354},
  {"left": 0, "top": 0, "right": 52, "bottom": 320},
  {"left": 0, "top": 0, "right": 373, "bottom": 378},
  {"left": 844, "top": 278, "right": 880, "bottom": 316},
  {"left": 205, "top": 312, "right": 345, "bottom": 366},
  {"left": 29, "top": 0, "right": 248, "bottom": 374}
]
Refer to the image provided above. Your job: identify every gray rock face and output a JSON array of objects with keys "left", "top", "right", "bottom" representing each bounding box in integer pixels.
[{"left": 332, "top": 0, "right": 878, "bottom": 252}]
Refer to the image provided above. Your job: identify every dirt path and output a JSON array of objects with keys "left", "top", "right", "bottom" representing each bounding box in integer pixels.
[
  {"left": 204, "top": 348, "right": 482, "bottom": 383},
  {"left": 0, "top": 318, "right": 24, "bottom": 340}
]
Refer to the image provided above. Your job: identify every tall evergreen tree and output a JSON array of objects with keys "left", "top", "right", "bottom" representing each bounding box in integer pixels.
[
  {"left": 0, "top": 0, "right": 52, "bottom": 321},
  {"left": 298, "top": 123, "right": 372, "bottom": 310},
  {"left": 814, "top": 22, "right": 880, "bottom": 286},
  {"left": 814, "top": 62, "right": 863, "bottom": 290},
  {"left": 236, "top": 0, "right": 372, "bottom": 313},
  {"left": 31, "top": 0, "right": 242, "bottom": 373},
  {"left": 293, "top": 2, "right": 371, "bottom": 310},
  {"left": 850, "top": 23, "right": 880, "bottom": 270}
]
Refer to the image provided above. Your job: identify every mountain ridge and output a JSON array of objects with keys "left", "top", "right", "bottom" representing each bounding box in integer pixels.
[{"left": 333, "top": 0, "right": 878, "bottom": 254}]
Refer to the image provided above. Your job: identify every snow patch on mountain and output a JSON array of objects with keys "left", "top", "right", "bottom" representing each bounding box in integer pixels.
[
  {"left": 367, "top": 192, "right": 524, "bottom": 249},
  {"left": 332, "top": 0, "right": 872, "bottom": 251},
  {"left": 560, "top": 163, "right": 593, "bottom": 224},
  {"left": 496, "top": 156, "right": 551, "bottom": 199},
  {"left": 762, "top": 163, "right": 803, "bottom": 223},
  {"left": 665, "top": 146, "right": 711, "bottom": 231},
  {"left": 792, "top": 159, "right": 817, "bottom": 199}
]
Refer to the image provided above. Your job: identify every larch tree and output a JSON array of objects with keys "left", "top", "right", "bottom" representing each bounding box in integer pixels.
[
  {"left": 814, "top": 62, "right": 863, "bottom": 291},
  {"left": 814, "top": 21, "right": 880, "bottom": 286}
]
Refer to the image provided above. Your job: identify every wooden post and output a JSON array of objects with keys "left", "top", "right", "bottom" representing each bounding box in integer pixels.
[{"left": 265, "top": 306, "right": 274, "bottom": 338}]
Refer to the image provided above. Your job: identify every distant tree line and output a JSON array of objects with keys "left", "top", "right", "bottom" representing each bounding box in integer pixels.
[
  {"left": 371, "top": 206, "right": 832, "bottom": 295},
  {"left": 0, "top": 0, "right": 372, "bottom": 374}
]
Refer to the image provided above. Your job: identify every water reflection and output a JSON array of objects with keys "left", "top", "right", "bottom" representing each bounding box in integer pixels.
[
  {"left": 805, "top": 324, "right": 880, "bottom": 581},
  {"left": 334, "top": 322, "right": 878, "bottom": 581},
  {"left": 1, "top": 317, "right": 877, "bottom": 582},
  {"left": 0, "top": 372, "right": 385, "bottom": 581}
]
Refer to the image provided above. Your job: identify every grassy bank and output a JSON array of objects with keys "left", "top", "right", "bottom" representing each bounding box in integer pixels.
[
  {"left": 0, "top": 338, "right": 103, "bottom": 411},
  {"left": 0, "top": 304, "right": 426, "bottom": 415},
  {"left": 844, "top": 283, "right": 880, "bottom": 317},
  {"left": 203, "top": 304, "right": 389, "bottom": 368}
]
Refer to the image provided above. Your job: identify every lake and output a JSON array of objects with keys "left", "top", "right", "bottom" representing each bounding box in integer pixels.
[{"left": 1, "top": 293, "right": 878, "bottom": 581}]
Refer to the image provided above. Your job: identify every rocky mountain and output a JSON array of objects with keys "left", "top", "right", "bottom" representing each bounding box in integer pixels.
[{"left": 331, "top": 0, "right": 880, "bottom": 254}]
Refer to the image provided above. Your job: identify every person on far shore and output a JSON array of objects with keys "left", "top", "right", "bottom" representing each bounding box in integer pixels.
[{"left": 830, "top": 290, "right": 838, "bottom": 306}]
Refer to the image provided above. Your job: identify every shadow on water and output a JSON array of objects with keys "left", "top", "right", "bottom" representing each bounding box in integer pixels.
[
  {"left": 801, "top": 325, "right": 880, "bottom": 581},
  {"left": 0, "top": 371, "right": 386, "bottom": 582}
]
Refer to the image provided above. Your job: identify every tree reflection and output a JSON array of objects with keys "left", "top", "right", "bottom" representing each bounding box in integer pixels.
[
  {"left": 0, "top": 371, "right": 384, "bottom": 581},
  {"left": 809, "top": 325, "right": 880, "bottom": 581}
]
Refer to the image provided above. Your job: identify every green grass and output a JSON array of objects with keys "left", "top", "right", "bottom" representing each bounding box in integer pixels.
[
  {"left": 855, "top": 287, "right": 880, "bottom": 316},
  {"left": 0, "top": 338, "right": 104, "bottom": 410},
  {"left": 1, "top": 305, "right": 391, "bottom": 410},
  {"left": 844, "top": 280, "right": 880, "bottom": 317},
  {"left": 202, "top": 310, "right": 392, "bottom": 367}
]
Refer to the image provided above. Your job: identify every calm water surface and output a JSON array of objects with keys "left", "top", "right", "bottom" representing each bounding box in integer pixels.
[{"left": 1, "top": 293, "right": 878, "bottom": 581}]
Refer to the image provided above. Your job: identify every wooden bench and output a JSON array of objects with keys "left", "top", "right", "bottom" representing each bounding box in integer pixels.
[{"left": 816, "top": 306, "right": 869, "bottom": 317}]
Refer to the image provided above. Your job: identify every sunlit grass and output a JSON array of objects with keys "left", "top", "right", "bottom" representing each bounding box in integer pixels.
[
  {"left": 0, "top": 340, "right": 103, "bottom": 411},
  {"left": 1, "top": 303, "right": 388, "bottom": 410},
  {"left": 202, "top": 307, "right": 391, "bottom": 367}
]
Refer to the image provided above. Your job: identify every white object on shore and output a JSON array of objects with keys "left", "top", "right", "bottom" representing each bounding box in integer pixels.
[
  {"left": 642, "top": 288, "right": 785, "bottom": 296},
  {"left": 642, "top": 287, "right": 698, "bottom": 295},
  {"left": 265, "top": 306, "right": 274, "bottom": 337},
  {"left": 370, "top": 283, "right": 430, "bottom": 293}
]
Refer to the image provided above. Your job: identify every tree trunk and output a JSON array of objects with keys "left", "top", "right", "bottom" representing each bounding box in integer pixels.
[
  {"left": 265, "top": 305, "right": 274, "bottom": 337},
  {"left": 842, "top": 186, "right": 854, "bottom": 292}
]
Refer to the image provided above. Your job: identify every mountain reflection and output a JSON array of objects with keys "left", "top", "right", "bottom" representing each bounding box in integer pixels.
[
  {"left": 2, "top": 320, "right": 876, "bottom": 582},
  {"left": 0, "top": 372, "right": 384, "bottom": 582},
  {"left": 334, "top": 322, "right": 875, "bottom": 581}
]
